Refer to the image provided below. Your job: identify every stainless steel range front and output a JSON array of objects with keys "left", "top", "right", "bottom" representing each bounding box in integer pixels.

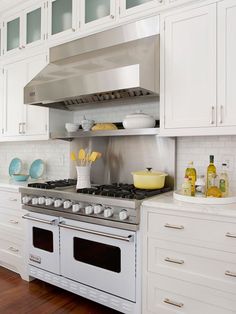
[{"left": 20, "top": 181, "right": 170, "bottom": 314}]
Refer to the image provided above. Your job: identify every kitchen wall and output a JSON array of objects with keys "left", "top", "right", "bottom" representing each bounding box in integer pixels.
[
  {"left": 177, "top": 136, "right": 236, "bottom": 193},
  {"left": 0, "top": 140, "right": 70, "bottom": 180}
]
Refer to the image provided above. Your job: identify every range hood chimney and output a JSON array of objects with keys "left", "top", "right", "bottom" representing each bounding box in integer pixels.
[{"left": 24, "top": 16, "right": 160, "bottom": 111}]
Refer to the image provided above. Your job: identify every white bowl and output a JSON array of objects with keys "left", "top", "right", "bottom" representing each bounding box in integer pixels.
[
  {"left": 81, "top": 119, "right": 94, "bottom": 131},
  {"left": 65, "top": 123, "right": 79, "bottom": 132},
  {"left": 122, "top": 112, "right": 155, "bottom": 129}
]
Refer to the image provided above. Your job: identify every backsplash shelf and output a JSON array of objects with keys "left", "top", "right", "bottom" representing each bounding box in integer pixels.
[{"left": 51, "top": 128, "right": 160, "bottom": 141}]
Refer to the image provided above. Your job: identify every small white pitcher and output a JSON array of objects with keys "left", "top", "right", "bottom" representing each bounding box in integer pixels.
[{"left": 76, "top": 166, "right": 91, "bottom": 189}]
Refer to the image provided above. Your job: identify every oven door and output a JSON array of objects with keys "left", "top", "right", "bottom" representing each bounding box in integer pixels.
[
  {"left": 23, "top": 213, "right": 60, "bottom": 274},
  {"left": 59, "top": 219, "right": 136, "bottom": 301}
]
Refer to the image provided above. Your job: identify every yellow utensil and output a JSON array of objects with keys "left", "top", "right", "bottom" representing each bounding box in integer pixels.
[
  {"left": 89, "top": 152, "right": 102, "bottom": 164},
  {"left": 70, "top": 152, "right": 78, "bottom": 166},
  {"left": 78, "top": 149, "right": 86, "bottom": 166}
]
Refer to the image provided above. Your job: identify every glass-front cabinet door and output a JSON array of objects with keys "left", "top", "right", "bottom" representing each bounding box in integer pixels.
[
  {"left": 81, "top": 0, "right": 116, "bottom": 30},
  {"left": 23, "top": 3, "right": 45, "bottom": 47},
  {"left": 3, "top": 14, "right": 21, "bottom": 54},
  {"left": 119, "top": 0, "right": 164, "bottom": 18},
  {"left": 48, "top": 0, "right": 77, "bottom": 39}
]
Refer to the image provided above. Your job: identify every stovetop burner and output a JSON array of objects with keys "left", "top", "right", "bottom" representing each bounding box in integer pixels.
[
  {"left": 28, "top": 179, "right": 77, "bottom": 189},
  {"left": 77, "top": 183, "right": 171, "bottom": 200}
]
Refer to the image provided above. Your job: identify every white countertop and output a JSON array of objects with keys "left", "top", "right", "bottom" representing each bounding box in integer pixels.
[
  {"left": 142, "top": 192, "right": 236, "bottom": 218},
  {"left": 0, "top": 177, "right": 45, "bottom": 191}
]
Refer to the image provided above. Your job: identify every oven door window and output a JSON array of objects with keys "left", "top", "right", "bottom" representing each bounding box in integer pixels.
[
  {"left": 73, "top": 237, "right": 121, "bottom": 273},
  {"left": 33, "top": 227, "right": 53, "bottom": 252}
]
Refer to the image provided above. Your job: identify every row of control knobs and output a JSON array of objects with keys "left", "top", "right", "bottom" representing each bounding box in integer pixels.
[{"left": 22, "top": 196, "right": 129, "bottom": 220}]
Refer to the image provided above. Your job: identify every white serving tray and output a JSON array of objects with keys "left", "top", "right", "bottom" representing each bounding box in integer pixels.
[{"left": 174, "top": 190, "right": 236, "bottom": 205}]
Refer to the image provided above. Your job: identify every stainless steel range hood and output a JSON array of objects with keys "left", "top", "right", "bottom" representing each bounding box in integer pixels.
[{"left": 24, "top": 16, "right": 160, "bottom": 111}]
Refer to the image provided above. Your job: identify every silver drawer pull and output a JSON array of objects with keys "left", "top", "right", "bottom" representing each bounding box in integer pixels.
[
  {"left": 9, "top": 220, "right": 19, "bottom": 224},
  {"left": 22, "top": 214, "right": 58, "bottom": 225},
  {"left": 9, "top": 198, "right": 17, "bottom": 202},
  {"left": 164, "top": 223, "right": 184, "bottom": 230},
  {"left": 8, "top": 246, "right": 19, "bottom": 253},
  {"left": 225, "top": 270, "right": 236, "bottom": 278},
  {"left": 226, "top": 232, "right": 236, "bottom": 239},
  {"left": 164, "top": 298, "right": 184, "bottom": 308},
  {"left": 59, "top": 222, "right": 134, "bottom": 242},
  {"left": 165, "top": 257, "right": 184, "bottom": 265}
]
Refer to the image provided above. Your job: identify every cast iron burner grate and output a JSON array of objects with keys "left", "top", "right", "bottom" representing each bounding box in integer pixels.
[
  {"left": 77, "top": 184, "right": 171, "bottom": 200},
  {"left": 28, "top": 179, "right": 77, "bottom": 189}
]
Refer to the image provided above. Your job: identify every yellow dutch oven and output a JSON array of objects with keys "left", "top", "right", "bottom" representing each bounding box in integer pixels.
[{"left": 131, "top": 168, "right": 168, "bottom": 190}]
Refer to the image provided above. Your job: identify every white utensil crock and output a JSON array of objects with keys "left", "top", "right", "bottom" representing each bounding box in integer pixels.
[{"left": 76, "top": 166, "right": 91, "bottom": 189}]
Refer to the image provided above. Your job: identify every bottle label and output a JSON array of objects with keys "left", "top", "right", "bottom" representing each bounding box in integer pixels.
[
  {"left": 188, "top": 176, "right": 195, "bottom": 196},
  {"left": 219, "top": 179, "right": 226, "bottom": 192}
]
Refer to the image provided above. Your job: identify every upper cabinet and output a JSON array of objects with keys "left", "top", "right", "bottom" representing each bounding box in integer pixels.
[
  {"left": 48, "top": 0, "right": 77, "bottom": 40},
  {"left": 163, "top": 4, "right": 217, "bottom": 129},
  {"left": 80, "top": 0, "right": 116, "bottom": 30},
  {"left": 2, "top": 2, "right": 45, "bottom": 55},
  {"left": 119, "top": 0, "right": 164, "bottom": 18},
  {"left": 217, "top": 0, "right": 236, "bottom": 127},
  {"left": 161, "top": 0, "right": 236, "bottom": 135}
]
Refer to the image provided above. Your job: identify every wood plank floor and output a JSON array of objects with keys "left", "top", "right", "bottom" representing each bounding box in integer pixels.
[{"left": 0, "top": 267, "right": 122, "bottom": 314}]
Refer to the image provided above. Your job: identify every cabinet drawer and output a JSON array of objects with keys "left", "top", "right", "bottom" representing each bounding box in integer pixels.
[
  {"left": 0, "top": 191, "right": 21, "bottom": 210},
  {"left": 147, "top": 212, "right": 236, "bottom": 252},
  {"left": 147, "top": 273, "right": 236, "bottom": 314},
  {"left": 148, "top": 238, "right": 236, "bottom": 295},
  {"left": 0, "top": 212, "right": 23, "bottom": 234}
]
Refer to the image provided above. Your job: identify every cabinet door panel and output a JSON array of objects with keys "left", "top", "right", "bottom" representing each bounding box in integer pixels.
[
  {"left": 85, "top": 0, "right": 111, "bottom": 23},
  {"left": 3, "top": 61, "right": 25, "bottom": 137},
  {"left": 164, "top": 4, "right": 217, "bottom": 128},
  {"left": 218, "top": 0, "right": 236, "bottom": 126},
  {"left": 51, "top": 0, "right": 72, "bottom": 35},
  {"left": 126, "top": 0, "right": 153, "bottom": 10},
  {"left": 26, "top": 8, "right": 41, "bottom": 44},
  {"left": 24, "top": 54, "right": 48, "bottom": 136},
  {"left": 6, "top": 17, "right": 20, "bottom": 51}
]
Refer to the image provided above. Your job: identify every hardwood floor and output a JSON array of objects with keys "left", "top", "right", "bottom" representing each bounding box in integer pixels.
[{"left": 0, "top": 267, "right": 122, "bottom": 314}]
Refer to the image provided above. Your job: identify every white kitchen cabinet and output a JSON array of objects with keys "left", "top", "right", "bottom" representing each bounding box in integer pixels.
[
  {"left": 119, "top": 0, "right": 164, "bottom": 19},
  {"left": 0, "top": 187, "right": 27, "bottom": 280},
  {"left": 142, "top": 201, "right": 236, "bottom": 314},
  {"left": 47, "top": 0, "right": 77, "bottom": 41},
  {"left": 80, "top": 0, "right": 116, "bottom": 31},
  {"left": 2, "top": 53, "right": 48, "bottom": 139},
  {"left": 163, "top": 3, "right": 217, "bottom": 129},
  {"left": 217, "top": 0, "right": 236, "bottom": 127},
  {"left": 2, "top": 1, "right": 46, "bottom": 56}
]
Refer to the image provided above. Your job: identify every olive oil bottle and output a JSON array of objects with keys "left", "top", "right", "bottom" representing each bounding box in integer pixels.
[
  {"left": 185, "top": 161, "right": 197, "bottom": 196},
  {"left": 206, "top": 155, "right": 216, "bottom": 190}
]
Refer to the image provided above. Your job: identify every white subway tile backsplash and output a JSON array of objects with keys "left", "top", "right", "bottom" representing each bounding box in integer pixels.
[
  {"left": 177, "top": 136, "right": 236, "bottom": 194},
  {"left": 0, "top": 140, "right": 71, "bottom": 180}
]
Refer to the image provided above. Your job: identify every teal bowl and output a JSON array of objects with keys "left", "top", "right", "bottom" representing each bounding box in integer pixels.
[{"left": 12, "top": 174, "right": 30, "bottom": 181}]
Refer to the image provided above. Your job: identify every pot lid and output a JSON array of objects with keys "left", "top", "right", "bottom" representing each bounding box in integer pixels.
[{"left": 132, "top": 168, "right": 167, "bottom": 176}]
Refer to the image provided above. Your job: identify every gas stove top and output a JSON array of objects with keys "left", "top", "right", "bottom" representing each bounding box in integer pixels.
[{"left": 20, "top": 179, "right": 171, "bottom": 230}]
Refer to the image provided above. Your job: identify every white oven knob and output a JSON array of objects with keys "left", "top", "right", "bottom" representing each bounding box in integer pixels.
[
  {"left": 104, "top": 207, "right": 113, "bottom": 218},
  {"left": 22, "top": 196, "right": 31, "bottom": 204},
  {"left": 63, "top": 200, "right": 72, "bottom": 209},
  {"left": 119, "top": 210, "right": 129, "bottom": 221},
  {"left": 94, "top": 204, "right": 103, "bottom": 214},
  {"left": 85, "top": 205, "right": 93, "bottom": 215},
  {"left": 72, "top": 203, "right": 82, "bottom": 213},
  {"left": 54, "top": 199, "right": 63, "bottom": 208},
  {"left": 38, "top": 197, "right": 46, "bottom": 205},
  {"left": 32, "top": 197, "right": 39, "bottom": 205},
  {"left": 45, "top": 198, "right": 54, "bottom": 206}
]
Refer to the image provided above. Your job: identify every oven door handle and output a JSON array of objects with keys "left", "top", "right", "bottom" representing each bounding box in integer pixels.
[
  {"left": 22, "top": 214, "right": 58, "bottom": 225},
  {"left": 59, "top": 222, "right": 134, "bottom": 242}
]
